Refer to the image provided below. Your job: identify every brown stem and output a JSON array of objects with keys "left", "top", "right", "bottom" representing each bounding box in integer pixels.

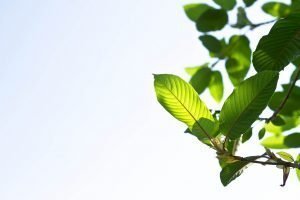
[
  {"left": 250, "top": 19, "right": 277, "bottom": 30},
  {"left": 266, "top": 68, "right": 300, "bottom": 123}
]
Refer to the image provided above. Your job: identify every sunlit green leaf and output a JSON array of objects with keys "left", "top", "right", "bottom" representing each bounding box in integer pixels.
[
  {"left": 154, "top": 74, "right": 218, "bottom": 141},
  {"left": 196, "top": 8, "right": 228, "bottom": 32},
  {"left": 199, "top": 35, "right": 222, "bottom": 54},
  {"left": 185, "top": 64, "right": 209, "bottom": 76},
  {"left": 213, "top": 0, "right": 236, "bottom": 10},
  {"left": 277, "top": 151, "right": 294, "bottom": 162},
  {"left": 262, "top": 2, "right": 291, "bottom": 18},
  {"left": 220, "top": 71, "right": 279, "bottom": 139},
  {"left": 253, "top": 14, "right": 300, "bottom": 72},
  {"left": 265, "top": 116, "right": 300, "bottom": 135},
  {"left": 184, "top": 4, "right": 211, "bottom": 22},
  {"left": 242, "top": 128, "right": 252, "bottom": 143},
  {"left": 243, "top": 0, "right": 256, "bottom": 7},
  {"left": 225, "top": 35, "right": 251, "bottom": 86},
  {"left": 189, "top": 67, "right": 212, "bottom": 94},
  {"left": 296, "top": 154, "right": 300, "bottom": 182},
  {"left": 261, "top": 135, "right": 287, "bottom": 149},
  {"left": 209, "top": 71, "right": 223, "bottom": 102},
  {"left": 258, "top": 128, "right": 266, "bottom": 140}
]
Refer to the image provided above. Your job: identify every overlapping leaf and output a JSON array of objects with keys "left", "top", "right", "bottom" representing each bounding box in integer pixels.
[
  {"left": 213, "top": 0, "right": 236, "bottom": 11},
  {"left": 154, "top": 74, "right": 218, "bottom": 140},
  {"left": 253, "top": 14, "right": 300, "bottom": 72},
  {"left": 262, "top": 2, "right": 291, "bottom": 18},
  {"left": 184, "top": 4, "right": 211, "bottom": 22},
  {"left": 209, "top": 71, "right": 223, "bottom": 102},
  {"left": 220, "top": 71, "right": 279, "bottom": 139},
  {"left": 189, "top": 67, "right": 212, "bottom": 94},
  {"left": 220, "top": 160, "right": 249, "bottom": 186},
  {"left": 196, "top": 8, "right": 228, "bottom": 32}
]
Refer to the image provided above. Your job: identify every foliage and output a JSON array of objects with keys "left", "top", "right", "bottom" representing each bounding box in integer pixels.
[{"left": 154, "top": 0, "right": 300, "bottom": 187}]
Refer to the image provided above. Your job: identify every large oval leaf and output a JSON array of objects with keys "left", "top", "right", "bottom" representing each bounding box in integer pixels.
[
  {"left": 220, "top": 160, "right": 249, "bottom": 186},
  {"left": 253, "top": 14, "right": 300, "bottom": 72},
  {"left": 183, "top": 4, "right": 211, "bottom": 22},
  {"left": 220, "top": 71, "right": 279, "bottom": 139},
  {"left": 154, "top": 74, "right": 218, "bottom": 140},
  {"left": 196, "top": 8, "right": 228, "bottom": 32}
]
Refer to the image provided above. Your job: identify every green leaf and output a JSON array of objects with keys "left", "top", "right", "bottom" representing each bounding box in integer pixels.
[
  {"left": 242, "top": 128, "right": 252, "bottom": 143},
  {"left": 258, "top": 128, "right": 266, "bottom": 140},
  {"left": 253, "top": 14, "right": 300, "bottom": 72},
  {"left": 265, "top": 116, "right": 300, "bottom": 135},
  {"left": 213, "top": 0, "right": 236, "bottom": 10},
  {"left": 261, "top": 135, "right": 287, "bottom": 149},
  {"left": 262, "top": 2, "right": 291, "bottom": 18},
  {"left": 209, "top": 71, "right": 223, "bottom": 102},
  {"left": 243, "top": 0, "right": 256, "bottom": 7},
  {"left": 185, "top": 63, "right": 209, "bottom": 76},
  {"left": 220, "top": 71, "right": 279, "bottom": 139},
  {"left": 232, "top": 7, "right": 252, "bottom": 29},
  {"left": 154, "top": 74, "right": 218, "bottom": 140},
  {"left": 271, "top": 116, "right": 285, "bottom": 126},
  {"left": 189, "top": 67, "right": 212, "bottom": 94},
  {"left": 220, "top": 160, "right": 251, "bottom": 186},
  {"left": 277, "top": 151, "right": 294, "bottom": 162},
  {"left": 225, "top": 35, "right": 252, "bottom": 86},
  {"left": 196, "top": 8, "right": 228, "bottom": 32},
  {"left": 199, "top": 35, "right": 222, "bottom": 54},
  {"left": 284, "top": 133, "right": 300, "bottom": 148},
  {"left": 183, "top": 4, "right": 211, "bottom": 22},
  {"left": 296, "top": 154, "right": 300, "bottom": 182}
]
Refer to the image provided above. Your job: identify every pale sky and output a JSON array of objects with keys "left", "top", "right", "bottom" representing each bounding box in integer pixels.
[{"left": 0, "top": 0, "right": 299, "bottom": 199}]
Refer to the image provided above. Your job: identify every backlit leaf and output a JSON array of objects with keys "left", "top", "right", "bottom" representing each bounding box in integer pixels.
[
  {"left": 196, "top": 8, "right": 228, "bottom": 32},
  {"left": 189, "top": 67, "right": 212, "bottom": 94},
  {"left": 220, "top": 71, "right": 279, "bottom": 139},
  {"left": 262, "top": 2, "right": 291, "bottom": 18},
  {"left": 199, "top": 35, "right": 222, "bottom": 54},
  {"left": 277, "top": 151, "right": 294, "bottom": 162},
  {"left": 213, "top": 0, "right": 236, "bottom": 11},
  {"left": 184, "top": 4, "right": 211, "bottom": 22},
  {"left": 209, "top": 71, "right": 224, "bottom": 102}
]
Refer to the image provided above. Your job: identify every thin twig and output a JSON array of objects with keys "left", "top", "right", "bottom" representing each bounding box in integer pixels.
[
  {"left": 250, "top": 19, "right": 277, "bottom": 30},
  {"left": 266, "top": 68, "right": 300, "bottom": 123}
]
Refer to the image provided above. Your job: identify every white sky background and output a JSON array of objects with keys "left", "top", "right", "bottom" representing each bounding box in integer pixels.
[{"left": 0, "top": 0, "right": 299, "bottom": 199}]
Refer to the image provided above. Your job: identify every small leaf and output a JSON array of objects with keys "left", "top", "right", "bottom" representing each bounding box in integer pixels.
[
  {"left": 232, "top": 7, "right": 252, "bottom": 29},
  {"left": 225, "top": 35, "right": 252, "bottom": 86},
  {"left": 154, "top": 74, "right": 218, "bottom": 141},
  {"left": 220, "top": 71, "right": 279, "bottom": 139},
  {"left": 213, "top": 0, "right": 236, "bottom": 11},
  {"left": 185, "top": 63, "right": 209, "bottom": 76},
  {"left": 258, "top": 128, "right": 266, "bottom": 140},
  {"left": 296, "top": 154, "right": 300, "bottom": 182},
  {"left": 281, "top": 167, "right": 290, "bottom": 187},
  {"left": 220, "top": 161, "right": 249, "bottom": 186},
  {"left": 277, "top": 151, "right": 294, "bottom": 162},
  {"left": 183, "top": 4, "right": 211, "bottom": 22},
  {"left": 196, "top": 8, "right": 228, "bottom": 32},
  {"left": 209, "top": 71, "right": 223, "bottom": 102},
  {"left": 253, "top": 14, "right": 300, "bottom": 72},
  {"left": 262, "top": 2, "right": 291, "bottom": 18},
  {"left": 271, "top": 116, "right": 285, "bottom": 126},
  {"left": 243, "top": 0, "right": 256, "bottom": 7},
  {"left": 189, "top": 67, "right": 212, "bottom": 94},
  {"left": 199, "top": 35, "right": 222, "bottom": 54},
  {"left": 242, "top": 128, "right": 252, "bottom": 143}
]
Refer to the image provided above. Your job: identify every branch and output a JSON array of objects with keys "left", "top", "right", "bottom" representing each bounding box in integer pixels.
[
  {"left": 266, "top": 68, "right": 300, "bottom": 123},
  {"left": 250, "top": 19, "right": 277, "bottom": 30}
]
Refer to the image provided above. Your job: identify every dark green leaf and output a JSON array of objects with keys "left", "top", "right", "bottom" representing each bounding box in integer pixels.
[
  {"left": 225, "top": 35, "right": 251, "bottom": 86},
  {"left": 196, "top": 9, "right": 228, "bottom": 32},
  {"left": 154, "top": 74, "right": 218, "bottom": 141},
  {"left": 262, "top": 2, "right": 291, "bottom": 18},
  {"left": 269, "top": 91, "right": 300, "bottom": 116},
  {"left": 199, "top": 35, "right": 222, "bottom": 54},
  {"left": 185, "top": 63, "right": 209, "bottom": 76},
  {"left": 183, "top": 4, "right": 211, "bottom": 22},
  {"left": 258, "top": 128, "right": 266, "bottom": 140},
  {"left": 213, "top": 0, "right": 236, "bottom": 11},
  {"left": 220, "top": 160, "right": 249, "bottom": 186},
  {"left": 220, "top": 71, "right": 279, "bottom": 139},
  {"left": 189, "top": 67, "right": 212, "bottom": 94},
  {"left": 232, "top": 7, "right": 252, "bottom": 29},
  {"left": 243, "top": 0, "right": 256, "bottom": 7},
  {"left": 284, "top": 133, "right": 300, "bottom": 148},
  {"left": 242, "top": 128, "right": 252, "bottom": 143},
  {"left": 271, "top": 116, "right": 285, "bottom": 126},
  {"left": 209, "top": 71, "right": 223, "bottom": 102},
  {"left": 253, "top": 14, "right": 300, "bottom": 72}
]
